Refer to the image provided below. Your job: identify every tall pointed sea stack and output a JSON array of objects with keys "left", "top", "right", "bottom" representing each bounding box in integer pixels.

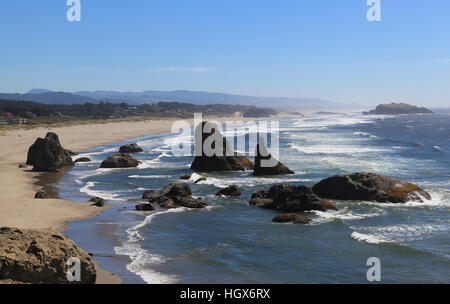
[
  {"left": 253, "top": 137, "right": 294, "bottom": 176},
  {"left": 190, "top": 121, "right": 253, "bottom": 172}
]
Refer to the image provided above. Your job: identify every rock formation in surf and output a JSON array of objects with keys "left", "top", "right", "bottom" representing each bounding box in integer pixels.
[
  {"left": 312, "top": 172, "right": 431, "bottom": 203},
  {"left": 363, "top": 103, "right": 433, "bottom": 115},
  {"left": 26, "top": 132, "right": 74, "bottom": 172},
  {"left": 74, "top": 157, "right": 91, "bottom": 163},
  {"left": 250, "top": 184, "right": 337, "bottom": 212},
  {"left": 100, "top": 153, "right": 140, "bottom": 168},
  {"left": 272, "top": 213, "right": 311, "bottom": 224},
  {"left": 190, "top": 121, "right": 253, "bottom": 172},
  {"left": 253, "top": 137, "right": 294, "bottom": 176},
  {"left": 216, "top": 185, "right": 242, "bottom": 197},
  {"left": 119, "top": 143, "right": 144, "bottom": 154},
  {"left": 0, "top": 227, "right": 96, "bottom": 284},
  {"left": 141, "top": 183, "right": 207, "bottom": 210}
]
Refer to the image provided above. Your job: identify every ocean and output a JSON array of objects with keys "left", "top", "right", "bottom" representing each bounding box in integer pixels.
[{"left": 59, "top": 112, "right": 450, "bottom": 284}]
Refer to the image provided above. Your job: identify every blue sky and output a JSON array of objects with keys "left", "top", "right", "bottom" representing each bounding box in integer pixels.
[{"left": 0, "top": 0, "right": 449, "bottom": 106}]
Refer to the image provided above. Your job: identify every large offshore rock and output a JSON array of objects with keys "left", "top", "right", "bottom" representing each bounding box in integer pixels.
[
  {"left": 26, "top": 132, "right": 74, "bottom": 172},
  {"left": 253, "top": 137, "right": 294, "bottom": 176},
  {"left": 190, "top": 121, "right": 253, "bottom": 172},
  {"left": 312, "top": 172, "right": 431, "bottom": 203},
  {"left": 272, "top": 213, "right": 311, "bottom": 224},
  {"left": 250, "top": 184, "right": 337, "bottom": 212},
  {"left": 0, "top": 227, "right": 96, "bottom": 284},
  {"left": 119, "top": 144, "right": 144, "bottom": 154},
  {"left": 100, "top": 153, "right": 140, "bottom": 168}
]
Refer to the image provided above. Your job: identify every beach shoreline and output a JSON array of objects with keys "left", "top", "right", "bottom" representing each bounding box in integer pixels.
[{"left": 0, "top": 114, "right": 291, "bottom": 284}]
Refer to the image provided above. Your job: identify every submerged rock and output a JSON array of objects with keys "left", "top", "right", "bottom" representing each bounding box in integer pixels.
[
  {"left": 180, "top": 173, "right": 192, "bottom": 180},
  {"left": 141, "top": 183, "right": 207, "bottom": 210},
  {"left": 312, "top": 172, "right": 431, "bottom": 203},
  {"left": 216, "top": 185, "right": 242, "bottom": 197},
  {"left": 0, "top": 227, "right": 96, "bottom": 284},
  {"left": 272, "top": 213, "right": 311, "bottom": 224},
  {"left": 135, "top": 203, "right": 155, "bottom": 211},
  {"left": 119, "top": 144, "right": 144, "bottom": 154},
  {"left": 190, "top": 121, "right": 253, "bottom": 172},
  {"left": 250, "top": 184, "right": 337, "bottom": 212},
  {"left": 253, "top": 137, "right": 294, "bottom": 176},
  {"left": 100, "top": 153, "right": 140, "bottom": 168},
  {"left": 26, "top": 132, "right": 74, "bottom": 172}
]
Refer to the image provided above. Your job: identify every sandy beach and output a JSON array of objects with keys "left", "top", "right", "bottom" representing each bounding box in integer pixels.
[{"left": 0, "top": 115, "right": 281, "bottom": 284}]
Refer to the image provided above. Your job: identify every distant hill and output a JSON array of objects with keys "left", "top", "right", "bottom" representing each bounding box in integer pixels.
[
  {"left": 363, "top": 103, "right": 433, "bottom": 115},
  {"left": 0, "top": 89, "right": 360, "bottom": 109},
  {"left": 74, "top": 90, "right": 357, "bottom": 108},
  {"left": 1, "top": 91, "right": 99, "bottom": 105}
]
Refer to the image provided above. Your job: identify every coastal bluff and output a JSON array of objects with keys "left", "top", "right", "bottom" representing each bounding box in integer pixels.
[{"left": 363, "top": 103, "right": 433, "bottom": 115}]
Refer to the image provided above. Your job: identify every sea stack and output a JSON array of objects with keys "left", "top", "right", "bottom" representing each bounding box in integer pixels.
[
  {"left": 190, "top": 121, "right": 253, "bottom": 172},
  {"left": 26, "top": 132, "right": 74, "bottom": 172},
  {"left": 253, "top": 137, "right": 294, "bottom": 176}
]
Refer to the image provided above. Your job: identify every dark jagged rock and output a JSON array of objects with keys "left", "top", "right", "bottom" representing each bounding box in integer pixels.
[
  {"left": 142, "top": 183, "right": 207, "bottom": 209},
  {"left": 74, "top": 157, "right": 91, "bottom": 163},
  {"left": 312, "top": 172, "right": 431, "bottom": 204},
  {"left": 100, "top": 153, "right": 139, "bottom": 168},
  {"left": 89, "top": 197, "right": 106, "bottom": 207},
  {"left": 363, "top": 103, "right": 433, "bottom": 115},
  {"left": 180, "top": 174, "right": 192, "bottom": 180},
  {"left": 250, "top": 184, "right": 337, "bottom": 212},
  {"left": 194, "top": 177, "right": 207, "bottom": 184},
  {"left": 163, "top": 183, "right": 192, "bottom": 198},
  {"left": 216, "top": 185, "right": 242, "bottom": 197},
  {"left": 0, "top": 227, "right": 96, "bottom": 284},
  {"left": 119, "top": 144, "right": 144, "bottom": 154},
  {"left": 190, "top": 122, "right": 253, "bottom": 172},
  {"left": 135, "top": 203, "right": 155, "bottom": 211},
  {"left": 272, "top": 213, "right": 311, "bottom": 224},
  {"left": 253, "top": 137, "right": 294, "bottom": 176},
  {"left": 26, "top": 133, "right": 74, "bottom": 172},
  {"left": 34, "top": 191, "right": 48, "bottom": 199}
]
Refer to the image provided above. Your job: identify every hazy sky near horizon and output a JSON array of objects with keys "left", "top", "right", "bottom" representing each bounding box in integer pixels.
[{"left": 1, "top": 0, "right": 449, "bottom": 107}]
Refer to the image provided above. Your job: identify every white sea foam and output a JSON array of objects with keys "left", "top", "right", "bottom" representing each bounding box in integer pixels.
[
  {"left": 114, "top": 208, "right": 189, "bottom": 284},
  {"left": 309, "top": 208, "right": 382, "bottom": 225},
  {"left": 288, "top": 143, "right": 388, "bottom": 155},
  {"left": 129, "top": 175, "right": 172, "bottom": 179},
  {"left": 351, "top": 232, "right": 389, "bottom": 244}
]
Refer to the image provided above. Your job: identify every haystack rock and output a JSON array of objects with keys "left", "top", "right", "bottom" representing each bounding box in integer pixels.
[
  {"left": 119, "top": 143, "right": 144, "bottom": 154},
  {"left": 141, "top": 183, "right": 207, "bottom": 210},
  {"left": 253, "top": 137, "right": 294, "bottom": 176},
  {"left": 0, "top": 227, "right": 96, "bottom": 284},
  {"left": 100, "top": 153, "right": 140, "bottom": 168},
  {"left": 312, "top": 172, "right": 431, "bottom": 203},
  {"left": 26, "top": 132, "right": 74, "bottom": 172},
  {"left": 250, "top": 184, "right": 337, "bottom": 212},
  {"left": 190, "top": 121, "right": 253, "bottom": 172}
]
